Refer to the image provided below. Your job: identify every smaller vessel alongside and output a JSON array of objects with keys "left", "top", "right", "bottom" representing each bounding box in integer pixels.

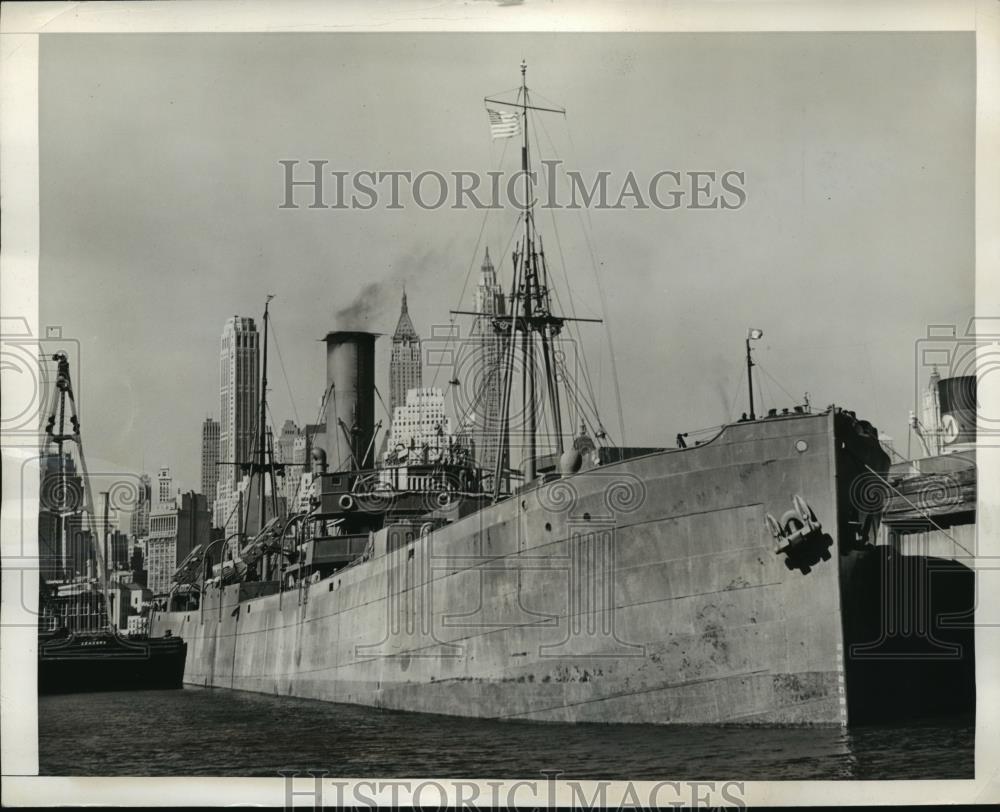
[
  {"left": 37, "top": 352, "right": 187, "bottom": 695},
  {"left": 38, "top": 628, "right": 186, "bottom": 695}
]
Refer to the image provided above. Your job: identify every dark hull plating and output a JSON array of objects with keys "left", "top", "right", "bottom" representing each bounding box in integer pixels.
[{"left": 39, "top": 631, "right": 187, "bottom": 695}]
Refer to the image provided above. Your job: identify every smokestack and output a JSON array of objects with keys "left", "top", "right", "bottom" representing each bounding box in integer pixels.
[
  {"left": 323, "top": 331, "right": 378, "bottom": 471},
  {"left": 937, "top": 375, "right": 977, "bottom": 450}
]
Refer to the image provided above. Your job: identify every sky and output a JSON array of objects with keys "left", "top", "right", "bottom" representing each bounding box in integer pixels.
[{"left": 39, "top": 32, "right": 974, "bottom": 493}]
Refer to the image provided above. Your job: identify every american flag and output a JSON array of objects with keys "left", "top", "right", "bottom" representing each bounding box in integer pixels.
[{"left": 487, "top": 108, "right": 520, "bottom": 139}]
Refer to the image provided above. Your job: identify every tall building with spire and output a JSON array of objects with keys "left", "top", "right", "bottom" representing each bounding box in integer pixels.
[
  {"left": 389, "top": 289, "right": 422, "bottom": 418},
  {"left": 217, "top": 316, "right": 260, "bottom": 530},
  {"left": 468, "top": 248, "right": 509, "bottom": 481},
  {"left": 200, "top": 417, "right": 220, "bottom": 514}
]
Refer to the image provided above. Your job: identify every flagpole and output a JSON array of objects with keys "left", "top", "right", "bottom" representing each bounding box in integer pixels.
[{"left": 747, "top": 327, "right": 764, "bottom": 420}]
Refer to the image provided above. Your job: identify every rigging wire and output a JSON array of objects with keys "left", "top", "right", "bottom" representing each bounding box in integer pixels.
[
  {"left": 492, "top": 252, "right": 525, "bottom": 497},
  {"left": 238, "top": 404, "right": 263, "bottom": 539},
  {"left": 727, "top": 363, "right": 747, "bottom": 422},
  {"left": 71, "top": 430, "right": 113, "bottom": 624},
  {"left": 528, "top": 89, "right": 567, "bottom": 113},
  {"left": 486, "top": 85, "right": 525, "bottom": 103},
  {"left": 446, "top": 212, "right": 526, "bottom": 429},
  {"left": 266, "top": 312, "right": 300, "bottom": 426},
  {"left": 687, "top": 423, "right": 726, "bottom": 436},
  {"left": 556, "top": 115, "right": 628, "bottom": 446},
  {"left": 560, "top": 378, "right": 605, "bottom": 444},
  {"left": 881, "top": 439, "right": 913, "bottom": 465},
  {"left": 856, "top": 461, "right": 975, "bottom": 559},
  {"left": 533, "top": 112, "right": 611, "bottom": 441},
  {"left": 558, "top": 363, "right": 616, "bottom": 446},
  {"left": 429, "top": 134, "right": 513, "bottom": 393},
  {"left": 264, "top": 400, "right": 283, "bottom": 462},
  {"left": 756, "top": 367, "right": 773, "bottom": 415},
  {"left": 450, "top": 85, "right": 615, "bottom": 469},
  {"left": 373, "top": 383, "right": 393, "bottom": 424},
  {"left": 754, "top": 358, "right": 797, "bottom": 405}
]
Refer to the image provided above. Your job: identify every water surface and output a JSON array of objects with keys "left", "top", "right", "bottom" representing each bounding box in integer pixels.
[{"left": 38, "top": 687, "right": 974, "bottom": 779}]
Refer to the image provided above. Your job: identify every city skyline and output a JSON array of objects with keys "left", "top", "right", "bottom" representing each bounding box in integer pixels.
[
  {"left": 39, "top": 32, "right": 974, "bottom": 491},
  {"left": 11, "top": 8, "right": 989, "bottom": 794}
]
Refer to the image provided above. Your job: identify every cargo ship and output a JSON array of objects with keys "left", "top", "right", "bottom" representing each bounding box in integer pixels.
[
  {"left": 38, "top": 353, "right": 187, "bottom": 695},
  {"left": 151, "top": 65, "right": 974, "bottom": 725}
]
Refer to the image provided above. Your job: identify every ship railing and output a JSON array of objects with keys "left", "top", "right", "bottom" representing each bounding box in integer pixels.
[{"left": 672, "top": 407, "right": 815, "bottom": 450}]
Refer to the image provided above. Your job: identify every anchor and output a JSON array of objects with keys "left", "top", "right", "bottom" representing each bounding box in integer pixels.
[{"left": 765, "top": 494, "right": 823, "bottom": 556}]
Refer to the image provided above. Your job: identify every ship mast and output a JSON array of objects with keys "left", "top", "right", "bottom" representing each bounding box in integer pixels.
[
  {"left": 504, "top": 62, "right": 598, "bottom": 486},
  {"left": 214, "top": 297, "right": 285, "bottom": 581},
  {"left": 519, "top": 60, "right": 539, "bottom": 483},
  {"left": 253, "top": 294, "right": 284, "bottom": 579},
  {"left": 457, "top": 63, "right": 604, "bottom": 496},
  {"left": 259, "top": 296, "right": 271, "bottom": 538}
]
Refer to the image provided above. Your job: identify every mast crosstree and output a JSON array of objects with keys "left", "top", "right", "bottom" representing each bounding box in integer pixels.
[{"left": 454, "top": 61, "right": 602, "bottom": 499}]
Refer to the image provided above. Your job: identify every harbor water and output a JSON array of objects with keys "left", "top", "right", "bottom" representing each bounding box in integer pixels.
[{"left": 39, "top": 686, "right": 973, "bottom": 779}]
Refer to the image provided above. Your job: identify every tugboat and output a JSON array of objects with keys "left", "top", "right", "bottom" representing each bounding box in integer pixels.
[{"left": 37, "top": 352, "right": 186, "bottom": 695}]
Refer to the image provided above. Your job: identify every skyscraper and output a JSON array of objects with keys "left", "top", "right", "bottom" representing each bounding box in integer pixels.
[
  {"left": 277, "top": 419, "right": 300, "bottom": 506},
  {"left": 156, "top": 466, "right": 173, "bottom": 507},
  {"left": 389, "top": 289, "right": 422, "bottom": 419},
  {"left": 147, "top": 492, "right": 211, "bottom": 596},
  {"left": 380, "top": 388, "right": 471, "bottom": 492},
  {"left": 38, "top": 451, "right": 86, "bottom": 580},
  {"left": 129, "top": 473, "right": 152, "bottom": 541},
  {"left": 217, "top": 316, "right": 260, "bottom": 531},
  {"left": 200, "top": 417, "right": 220, "bottom": 514},
  {"left": 383, "top": 387, "right": 453, "bottom": 464},
  {"left": 287, "top": 422, "right": 324, "bottom": 510},
  {"left": 277, "top": 419, "right": 299, "bottom": 464},
  {"left": 469, "top": 248, "right": 508, "bottom": 481}
]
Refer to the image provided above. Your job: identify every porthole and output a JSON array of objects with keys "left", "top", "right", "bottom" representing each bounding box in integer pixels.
[{"left": 795, "top": 440, "right": 808, "bottom": 453}]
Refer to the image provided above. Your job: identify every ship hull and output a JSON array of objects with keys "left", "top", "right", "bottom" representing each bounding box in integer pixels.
[
  {"left": 152, "top": 410, "right": 974, "bottom": 724},
  {"left": 38, "top": 631, "right": 188, "bottom": 695}
]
